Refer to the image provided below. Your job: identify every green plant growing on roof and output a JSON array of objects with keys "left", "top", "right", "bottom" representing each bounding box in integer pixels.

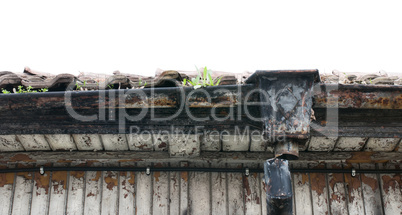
[
  {"left": 1, "top": 86, "right": 48, "bottom": 94},
  {"left": 183, "top": 66, "right": 222, "bottom": 89}
]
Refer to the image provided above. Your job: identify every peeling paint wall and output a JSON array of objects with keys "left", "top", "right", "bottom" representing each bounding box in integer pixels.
[{"left": 0, "top": 162, "right": 400, "bottom": 215}]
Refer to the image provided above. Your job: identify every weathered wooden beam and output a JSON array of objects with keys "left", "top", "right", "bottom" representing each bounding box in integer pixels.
[{"left": 0, "top": 151, "right": 400, "bottom": 164}]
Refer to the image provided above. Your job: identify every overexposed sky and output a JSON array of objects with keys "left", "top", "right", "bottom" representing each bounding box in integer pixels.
[{"left": 1, "top": 0, "right": 401, "bottom": 76}]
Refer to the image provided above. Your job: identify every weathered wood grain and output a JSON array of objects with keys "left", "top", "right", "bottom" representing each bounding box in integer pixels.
[
  {"left": 101, "top": 162, "right": 119, "bottom": 215},
  {"left": 343, "top": 163, "right": 365, "bottom": 215},
  {"left": 180, "top": 161, "right": 189, "bottom": 215},
  {"left": 359, "top": 163, "right": 383, "bottom": 215},
  {"left": 153, "top": 162, "right": 169, "bottom": 215},
  {"left": 30, "top": 163, "right": 51, "bottom": 215},
  {"left": 135, "top": 163, "right": 152, "bottom": 215},
  {"left": 379, "top": 162, "right": 401, "bottom": 214},
  {"left": 168, "top": 162, "right": 180, "bottom": 215},
  {"left": 211, "top": 162, "right": 227, "bottom": 214},
  {"left": 227, "top": 163, "right": 245, "bottom": 214},
  {"left": 293, "top": 162, "right": 313, "bottom": 215},
  {"left": 327, "top": 162, "right": 348, "bottom": 215},
  {"left": 244, "top": 163, "right": 261, "bottom": 215},
  {"left": 84, "top": 163, "right": 102, "bottom": 214},
  {"left": 66, "top": 161, "right": 86, "bottom": 215},
  {"left": 12, "top": 165, "right": 34, "bottom": 215},
  {"left": 188, "top": 161, "right": 211, "bottom": 215},
  {"left": 0, "top": 164, "right": 15, "bottom": 215},
  {"left": 48, "top": 163, "right": 69, "bottom": 215},
  {"left": 309, "top": 162, "right": 329, "bottom": 215},
  {"left": 119, "top": 162, "right": 136, "bottom": 214}
]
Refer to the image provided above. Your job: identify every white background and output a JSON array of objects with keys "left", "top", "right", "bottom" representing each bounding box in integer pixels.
[{"left": 1, "top": 0, "right": 401, "bottom": 76}]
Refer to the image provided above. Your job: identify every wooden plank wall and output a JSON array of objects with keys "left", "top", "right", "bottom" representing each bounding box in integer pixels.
[{"left": 0, "top": 162, "right": 400, "bottom": 215}]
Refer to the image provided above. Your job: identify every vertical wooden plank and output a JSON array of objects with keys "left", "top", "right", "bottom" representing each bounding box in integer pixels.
[
  {"left": 48, "top": 163, "right": 69, "bottom": 215},
  {"left": 379, "top": 162, "right": 401, "bottom": 214},
  {"left": 169, "top": 163, "right": 180, "bottom": 215},
  {"left": 189, "top": 161, "right": 211, "bottom": 215},
  {"left": 66, "top": 162, "right": 86, "bottom": 215},
  {"left": 180, "top": 162, "right": 189, "bottom": 215},
  {"left": 119, "top": 162, "right": 136, "bottom": 215},
  {"left": 292, "top": 162, "right": 313, "bottom": 215},
  {"left": 136, "top": 163, "right": 152, "bottom": 215},
  {"left": 327, "top": 162, "right": 348, "bottom": 215},
  {"left": 12, "top": 164, "right": 34, "bottom": 215},
  {"left": 101, "top": 162, "right": 119, "bottom": 215},
  {"left": 30, "top": 163, "right": 51, "bottom": 215},
  {"left": 153, "top": 163, "right": 169, "bottom": 215},
  {"left": 227, "top": 163, "right": 245, "bottom": 215},
  {"left": 244, "top": 163, "right": 261, "bottom": 215},
  {"left": 0, "top": 164, "right": 15, "bottom": 215},
  {"left": 360, "top": 163, "right": 383, "bottom": 215},
  {"left": 309, "top": 162, "right": 330, "bottom": 215},
  {"left": 211, "top": 162, "right": 227, "bottom": 214},
  {"left": 260, "top": 170, "right": 267, "bottom": 215},
  {"left": 84, "top": 162, "right": 102, "bottom": 215},
  {"left": 343, "top": 163, "right": 365, "bottom": 215}
]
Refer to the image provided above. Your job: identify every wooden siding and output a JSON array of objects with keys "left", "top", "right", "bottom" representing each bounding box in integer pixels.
[{"left": 0, "top": 162, "right": 400, "bottom": 215}]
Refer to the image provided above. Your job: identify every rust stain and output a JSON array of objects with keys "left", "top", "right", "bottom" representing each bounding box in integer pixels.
[
  {"left": 51, "top": 171, "right": 67, "bottom": 190},
  {"left": 87, "top": 192, "right": 95, "bottom": 197},
  {"left": 346, "top": 152, "right": 375, "bottom": 163},
  {"left": 310, "top": 163, "right": 326, "bottom": 196},
  {"left": 297, "top": 173, "right": 309, "bottom": 185},
  {"left": 70, "top": 171, "right": 85, "bottom": 179},
  {"left": 360, "top": 173, "right": 378, "bottom": 191},
  {"left": 181, "top": 172, "right": 188, "bottom": 182},
  {"left": 34, "top": 172, "right": 50, "bottom": 195},
  {"left": 0, "top": 173, "right": 14, "bottom": 187},
  {"left": 57, "top": 159, "right": 73, "bottom": 163},
  {"left": 104, "top": 171, "right": 118, "bottom": 190},
  {"left": 328, "top": 164, "right": 346, "bottom": 202},
  {"left": 158, "top": 142, "right": 167, "bottom": 148},
  {"left": 154, "top": 171, "right": 161, "bottom": 182},
  {"left": 243, "top": 176, "right": 251, "bottom": 196},
  {"left": 381, "top": 174, "right": 401, "bottom": 194},
  {"left": 91, "top": 171, "right": 102, "bottom": 182},
  {"left": 10, "top": 154, "right": 35, "bottom": 162},
  {"left": 344, "top": 166, "right": 361, "bottom": 202},
  {"left": 128, "top": 172, "right": 135, "bottom": 185}
]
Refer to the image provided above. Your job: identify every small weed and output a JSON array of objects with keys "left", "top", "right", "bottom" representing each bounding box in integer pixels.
[
  {"left": 108, "top": 84, "right": 114, "bottom": 89},
  {"left": 2, "top": 86, "right": 48, "bottom": 94},
  {"left": 183, "top": 66, "right": 222, "bottom": 89}
]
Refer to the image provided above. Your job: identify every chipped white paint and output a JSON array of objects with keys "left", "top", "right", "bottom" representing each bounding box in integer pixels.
[
  {"left": 72, "top": 134, "right": 103, "bottom": 151},
  {"left": 309, "top": 162, "right": 330, "bottom": 215},
  {"left": 136, "top": 171, "right": 152, "bottom": 215},
  {"left": 126, "top": 133, "right": 153, "bottom": 151},
  {"left": 396, "top": 139, "right": 402, "bottom": 152},
  {"left": 0, "top": 171, "right": 14, "bottom": 215},
  {"left": 308, "top": 136, "right": 338, "bottom": 151},
  {"left": 84, "top": 163, "right": 102, "bottom": 215},
  {"left": 359, "top": 163, "right": 384, "bottom": 215},
  {"left": 119, "top": 162, "right": 136, "bottom": 215},
  {"left": 66, "top": 162, "right": 85, "bottom": 215},
  {"left": 379, "top": 162, "right": 402, "bottom": 214},
  {"left": 30, "top": 168, "right": 50, "bottom": 215},
  {"left": 180, "top": 162, "right": 189, "bottom": 215},
  {"left": 17, "top": 134, "right": 51, "bottom": 151},
  {"left": 227, "top": 164, "right": 245, "bottom": 214},
  {"left": 101, "top": 168, "right": 119, "bottom": 215},
  {"left": 100, "top": 134, "right": 129, "bottom": 151},
  {"left": 0, "top": 135, "right": 24, "bottom": 151},
  {"left": 250, "top": 134, "right": 266, "bottom": 152},
  {"left": 153, "top": 133, "right": 169, "bottom": 151},
  {"left": 201, "top": 134, "right": 221, "bottom": 151},
  {"left": 344, "top": 163, "right": 365, "bottom": 215},
  {"left": 244, "top": 163, "right": 261, "bottom": 214},
  {"left": 222, "top": 134, "right": 250, "bottom": 151},
  {"left": 334, "top": 137, "right": 367, "bottom": 151},
  {"left": 12, "top": 171, "right": 33, "bottom": 215},
  {"left": 168, "top": 163, "right": 180, "bottom": 215},
  {"left": 211, "top": 162, "right": 227, "bottom": 214},
  {"left": 153, "top": 163, "right": 169, "bottom": 215},
  {"left": 189, "top": 162, "right": 210, "bottom": 215},
  {"left": 364, "top": 138, "right": 400, "bottom": 151},
  {"left": 327, "top": 162, "right": 348, "bottom": 215},
  {"left": 45, "top": 134, "right": 77, "bottom": 151},
  {"left": 293, "top": 163, "right": 313, "bottom": 215},
  {"left": 168, "top": 134, "right": 200, "bottom": 157},
  {"left": 48, "top": 163, "right": 69, "bottom": 215}
]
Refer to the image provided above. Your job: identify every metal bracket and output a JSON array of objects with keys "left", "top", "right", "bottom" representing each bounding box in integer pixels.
[
  {"left": 351, "top": 168, "right": 356, "bottom": 177},
  {"left": 245, "top": 168, "right": 250, "bottom": 176},
  {"left": 146, "top": 167, "right": 151, "bottom": 175},
  {"left": 39, "top": 166, "right": 45, "bottom": 175}
]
